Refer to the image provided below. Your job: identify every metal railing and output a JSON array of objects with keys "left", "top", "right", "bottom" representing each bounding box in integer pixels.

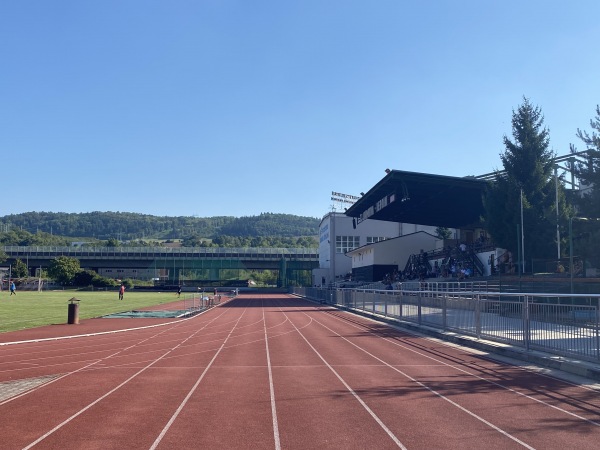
[
  {"left": 2, "top": 245, "right": 318, "bottom": 259},
  {"left": 293, "top": 284, "right": 600, "bottom": 363}
]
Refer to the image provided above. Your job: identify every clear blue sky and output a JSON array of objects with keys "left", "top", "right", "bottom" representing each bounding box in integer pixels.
[{"left": 2, "top": 1, "right": 599, "bottom": 220}]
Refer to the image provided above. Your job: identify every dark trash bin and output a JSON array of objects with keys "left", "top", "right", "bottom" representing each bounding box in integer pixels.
[{"left": 68, "top": 298, "right": 80, "bottom": 324}]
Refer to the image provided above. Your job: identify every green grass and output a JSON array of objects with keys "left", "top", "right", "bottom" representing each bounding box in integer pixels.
[{"left": 0, "top": 290, "right": 183, "bottom": 333}]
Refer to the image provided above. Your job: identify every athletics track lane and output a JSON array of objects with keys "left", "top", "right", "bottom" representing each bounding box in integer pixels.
[{"left": 0, "top": 294, "right": 599, "bottom": 449}]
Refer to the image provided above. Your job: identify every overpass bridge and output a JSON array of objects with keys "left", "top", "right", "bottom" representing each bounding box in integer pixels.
[{"left": 2, "top": 246, "right": 319, "bottom": 286}]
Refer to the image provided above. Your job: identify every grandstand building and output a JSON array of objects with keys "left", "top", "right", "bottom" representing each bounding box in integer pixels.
[
  {"left": 315, "top": 169, "right": 492, "bottom": 285},
  {"left": 313, "top": 211, "right": 442, "bottom": 286}
]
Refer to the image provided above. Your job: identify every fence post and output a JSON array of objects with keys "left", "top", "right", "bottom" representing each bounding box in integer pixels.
[
  {"left": 418, "top": 291, "right": 422, "bottom": 325},
  {"left": 596, "top": 305, "right": 599, "bottom": 362},
  {"left": 475, "top": 294, "right": 481, "bottom": 338},
  {"left": 524, "top": 295, "right": 531, "bottom": 351},
  {"left": 442, "top": 293, "right": 447, "bottom": 330},
  {"left": 384, "top": 295, "right": 388, "bottom": 317}
]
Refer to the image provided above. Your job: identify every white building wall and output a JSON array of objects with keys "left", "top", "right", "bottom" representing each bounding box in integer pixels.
[
  {"left": 316, "top": 212, "right": 402, "bottom": 286},
  {"left": 349, "top": 231, "right": 440, "bottom": 270},
  {"left": 314, "top": 211, "right": 450, "bottom": 286}
]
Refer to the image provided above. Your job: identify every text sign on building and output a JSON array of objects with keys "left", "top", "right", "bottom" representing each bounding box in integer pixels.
[
  {"left": 359, "top": 193, "right": 395, "bottom": 221},
  {"left": 331, "top": 191, "right": 360, "bottom": 207}
]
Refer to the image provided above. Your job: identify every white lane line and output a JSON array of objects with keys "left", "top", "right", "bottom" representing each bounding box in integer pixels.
[
  {"left": 308, "top": 312, "right": 536, "bottom": 449},
  {"left": 0, "top": 318, "right": 193, "bottom": 347},
  {"left": 22, "top": 310, "right": 230, "bottom": 449},
  {"left": 149, "top": 308, "right": 247, "bottom": 450},
  {"left": 282, "top": 309, "right": 407, "bottom": 450},
  {"left": 325, "top": 309, "right": 600, "bottom": 427},
  {"left": 263, "top": 302, "right": 281, "bottom": 450},
  {"left": 1, "top": 319, "right": 191, "bottom": 406}
]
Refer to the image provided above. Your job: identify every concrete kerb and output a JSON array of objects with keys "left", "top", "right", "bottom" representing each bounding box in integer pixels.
[{"left": 295, "top": 294, "right": 600, "bottom": 383}]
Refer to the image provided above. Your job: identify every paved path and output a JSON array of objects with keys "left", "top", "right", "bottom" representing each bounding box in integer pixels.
[{"left": 1, "top": 294, "right": 600, "bottom": 449}]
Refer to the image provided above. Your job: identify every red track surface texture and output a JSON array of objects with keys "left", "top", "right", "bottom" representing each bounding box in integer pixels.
[{"left": 1, "top": 294, "right": 600, "bottom": 449}]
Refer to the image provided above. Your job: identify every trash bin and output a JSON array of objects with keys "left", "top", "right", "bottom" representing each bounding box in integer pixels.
[{"left": 68, "top": 298, "right": 80, "bottom": 324}]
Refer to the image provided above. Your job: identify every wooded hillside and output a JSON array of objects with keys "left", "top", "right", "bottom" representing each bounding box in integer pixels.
[{"left": 0, "top": 212, "right": 321, "bottom": 248}]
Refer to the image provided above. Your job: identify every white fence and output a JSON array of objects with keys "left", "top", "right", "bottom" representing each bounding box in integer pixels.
[{"left": 293, "top": 284, "right": 600, "bottom": 363}]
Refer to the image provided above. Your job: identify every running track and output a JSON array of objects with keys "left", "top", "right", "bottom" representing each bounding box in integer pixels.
[{"left": 1, "top": 293, "right": 600, "bottom": 449}]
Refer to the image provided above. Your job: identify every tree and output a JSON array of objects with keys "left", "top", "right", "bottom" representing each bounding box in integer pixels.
[
  {"left": 106, "top": 238, "right": 120, "bottom": 247},
  {"left": 570, "top": 105, "right": 600, "bottom": 258},
  {"left": 47, "top": 256, "right": 81, "bottom": 285},
  {"left": 572, "top": 105, "right": 600, "bottom": 218},
  {"left": 484, "top": 98, "right": 571, "bottom": 263},
  {"left": 12, "top": 259, "right": 29, "bottom": 278},
  {"left": 435, "top": 227, "right": 452, "bottom": 240}
]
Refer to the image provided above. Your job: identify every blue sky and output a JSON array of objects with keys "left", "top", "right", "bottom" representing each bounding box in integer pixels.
[{"left": 2, "top": 1, "right": 599, "bottom": 220}]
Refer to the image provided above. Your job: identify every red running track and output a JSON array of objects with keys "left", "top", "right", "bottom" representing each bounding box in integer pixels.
[{"left": 1, "top": 293, "right": 600, "bottom": 449}]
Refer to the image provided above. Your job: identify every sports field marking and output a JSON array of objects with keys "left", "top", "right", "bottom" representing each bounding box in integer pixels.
[
  {"left": 304, "top": 309, "right": 535, "bottom": 449},
  {"left": 0, "top": 319, "right": 190, "bottom": 347},
  {"left": 321, "top": 308, "right": 600, "bottom": 428},
  {"left": 0, "top": 319, "right": 193, "bottom": 405},
  {"left": 22, "top": 309, "right": 231, "bottom": 449},
  {"left": 263, "top": 302, "right": 281, "bottom": 450},
  {"left": 281, "top": 308, "right": 407, "bottom": 449},
  {"left": 149, "top": 308, "right": 248, "bottom": 450}
]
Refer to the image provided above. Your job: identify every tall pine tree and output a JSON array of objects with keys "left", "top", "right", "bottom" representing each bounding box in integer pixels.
[
  {"left": 573, "top": 105, "right": 600, "bottom": 217},
  {"left": 484, "top": 98, "right": 570, "bottom": 266},
  {"left": 570, "top": 105, "right": 600, "bottom": 259}
]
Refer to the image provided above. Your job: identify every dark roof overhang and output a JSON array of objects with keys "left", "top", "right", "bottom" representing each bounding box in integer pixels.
[{"left": 345, "top": 170, "right": 489, "bottom": 229}]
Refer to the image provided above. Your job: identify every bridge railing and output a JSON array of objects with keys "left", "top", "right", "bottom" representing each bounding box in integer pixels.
[
  {"left": 293, "top": 285, "right": 600, "bottom": 363},
  {"left": 2, "top": 246, "right": 318, "bottom": 259}
]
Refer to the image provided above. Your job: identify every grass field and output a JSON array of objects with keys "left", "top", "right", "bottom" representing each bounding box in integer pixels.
[{"left": 0, "top": 290, "right": 184, "bottom": 333}]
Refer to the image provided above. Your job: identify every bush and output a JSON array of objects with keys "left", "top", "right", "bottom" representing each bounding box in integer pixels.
[
  {"left": 92, "top": 275, "right": 119, "bottom": 288},
  {"left": 72, "top": 269, "right": 118, "bottom": 288},
  {"left": 122, "top": 278, "right": 135, "bottom": 289}
]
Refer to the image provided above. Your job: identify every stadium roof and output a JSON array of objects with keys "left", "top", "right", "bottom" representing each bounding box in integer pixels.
[{"left": 344, "top": 170, "right": 489, "bottom": 229}]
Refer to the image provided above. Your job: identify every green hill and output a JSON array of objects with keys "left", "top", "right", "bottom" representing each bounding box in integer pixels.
[{"left": 0, "top": 211, "right": 321, "bottom": 248}]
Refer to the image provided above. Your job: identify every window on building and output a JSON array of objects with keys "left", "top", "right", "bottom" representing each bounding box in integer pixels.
[
  {"left": 336, "top": 235, "right": 360, "bottom": 253},
  {"left": 367, "top": 237, "right": 387, "bottom": 244}
]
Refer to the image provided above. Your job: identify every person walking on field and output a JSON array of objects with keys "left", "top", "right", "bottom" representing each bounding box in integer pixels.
[
  {"left": 10, "top": 281, "right": 16, "bottom": 295},
  {"left": 119, "top": 284, "right": 125, "bottom": 300}
]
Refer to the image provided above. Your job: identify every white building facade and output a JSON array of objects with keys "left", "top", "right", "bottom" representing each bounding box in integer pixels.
[{"left": 313, "top": 211, "right": 444, "bottom": 286}]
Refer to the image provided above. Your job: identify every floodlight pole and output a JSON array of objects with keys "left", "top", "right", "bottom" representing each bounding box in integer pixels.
[
  {"left": 555, "top": 166, "right": 560, "bottom": 259},
  {"left": 520, "top": 189, "right": 525, "bottom": 274},
  {"left": 569, "top": 217, "right": 574, "bottom": 294},
  {"left": 331, "top": 210, "right": 336, "bottom": 287}
]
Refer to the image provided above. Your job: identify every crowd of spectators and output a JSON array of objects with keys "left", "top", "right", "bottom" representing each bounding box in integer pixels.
[{"left": 384, "top": 240, "right": 483, "bottom": 286}]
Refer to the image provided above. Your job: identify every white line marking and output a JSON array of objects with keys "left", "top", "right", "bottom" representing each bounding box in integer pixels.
[
  {"left": 281, "top": 309, "right": 407, "bottom": 449},
  {"left": 309, "top": 311, "right": 536, "bottom": 449},
  {"left": 325, "top": 309, "right": 600, "bottom": 427},
  {"left": 263, "top": 302, "right": 281, "bottom": 450},
  {"left": 149, "top": 308, "right": 247, "bottom": 449},
  {"left": 22, "top": 310, "right": 229, "bottom": 449}
]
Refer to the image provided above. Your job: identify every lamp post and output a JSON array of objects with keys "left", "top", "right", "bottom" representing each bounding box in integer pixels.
[
  {"left": 569, "top": 216, "right": 574, "bottom": 294},
  {"left": 555, "top": 166, "right": 561, "bottom": 259},
  {"left": 331, "top": 211, "right": 336, "bottom": 287}
]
